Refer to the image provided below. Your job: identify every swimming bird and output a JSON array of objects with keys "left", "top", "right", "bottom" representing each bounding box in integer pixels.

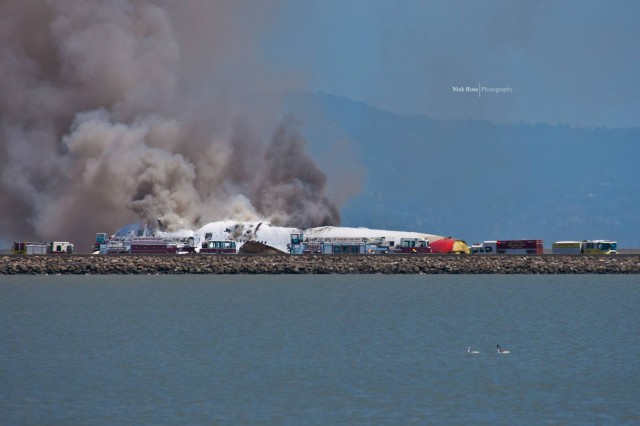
[
  {"left": 496, "top": 344, "right": 510, "bottom": 354},
  {"left": 467, "top": 346, "right": 480, "bottom": 354}
]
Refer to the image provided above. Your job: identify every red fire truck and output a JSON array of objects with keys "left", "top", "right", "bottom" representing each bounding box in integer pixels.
[{"left": 471, "top": 240, "right": 543, "bottom": 254}]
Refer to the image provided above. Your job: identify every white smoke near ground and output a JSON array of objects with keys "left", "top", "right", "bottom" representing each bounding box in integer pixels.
[{"left": 0, "top": 0, "right": 340, "bottom": 248}]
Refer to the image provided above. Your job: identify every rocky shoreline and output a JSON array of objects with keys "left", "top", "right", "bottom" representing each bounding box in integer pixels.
[{"left": 1, "top": 254, "right": 640, "bottom": 275}]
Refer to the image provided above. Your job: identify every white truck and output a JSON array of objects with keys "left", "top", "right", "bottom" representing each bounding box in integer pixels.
[{"left": 552, "top": 240, "right": 617, "bottom": 254}]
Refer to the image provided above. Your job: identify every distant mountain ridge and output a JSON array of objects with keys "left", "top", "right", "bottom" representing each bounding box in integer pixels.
[{"left": 284, "top": 91, "right": 640, "bottom": 247}]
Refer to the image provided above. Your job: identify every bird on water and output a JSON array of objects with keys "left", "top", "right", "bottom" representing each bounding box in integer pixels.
[
  {"left": 496, "top": 344, "right": 510, "bottom": 354},
  {"left": 467, "top": 346, "right": 480, "bottom": 354}
]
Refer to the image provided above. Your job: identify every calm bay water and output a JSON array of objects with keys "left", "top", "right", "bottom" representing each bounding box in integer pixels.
[{"left": 1, "top": 274, "right": 639, "bottom": 425}]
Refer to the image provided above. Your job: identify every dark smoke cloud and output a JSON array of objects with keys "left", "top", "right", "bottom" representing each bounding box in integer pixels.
[
  {"left": 255, "top": 117, "right": 340, "bottom": 229},
  {"left": 0, "top": 0, "right": 340, "bottom": 247}
]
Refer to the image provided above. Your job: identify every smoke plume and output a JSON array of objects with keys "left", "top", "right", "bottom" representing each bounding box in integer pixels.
[{"left": 0, "top": 0, "right": 340, "bottom": 247}]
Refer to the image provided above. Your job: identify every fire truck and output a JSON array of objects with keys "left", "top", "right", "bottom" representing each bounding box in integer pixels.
[
  {"left": 12, "top": 241, "right": 74, "bottom": 254},
  {"left": 95, "top": 231, "right": 197, "bottom": 255},
  {"left": 288, "top": 234, "right": 398, "bottom": 254},
  {"left": 200, "top": 240, "right": 237, "bottom": 254},
  {"left": 392, "top": 238, "right": 432, "bottom": 254},
  {"left": 471, "top": 240, "right": 543, "bottom": 254},
  {"left": 104, "top": 237, "right": 178, "bottom": 254},
  {"left": 552, "top": 240, "right": 617, "bottom": 254}
]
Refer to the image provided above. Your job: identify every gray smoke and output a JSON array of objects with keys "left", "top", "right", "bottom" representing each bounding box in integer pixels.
[
  {"left": 255, "top": 117, "right": 340, "bottom": 229},
  {"left": 0, "top": 0, "right": 340, "bottom": 247}
]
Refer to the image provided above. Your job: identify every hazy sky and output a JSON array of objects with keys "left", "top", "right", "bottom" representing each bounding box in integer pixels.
[{"left": 265, "top": 0, "right": 639, "bottom": 128}]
